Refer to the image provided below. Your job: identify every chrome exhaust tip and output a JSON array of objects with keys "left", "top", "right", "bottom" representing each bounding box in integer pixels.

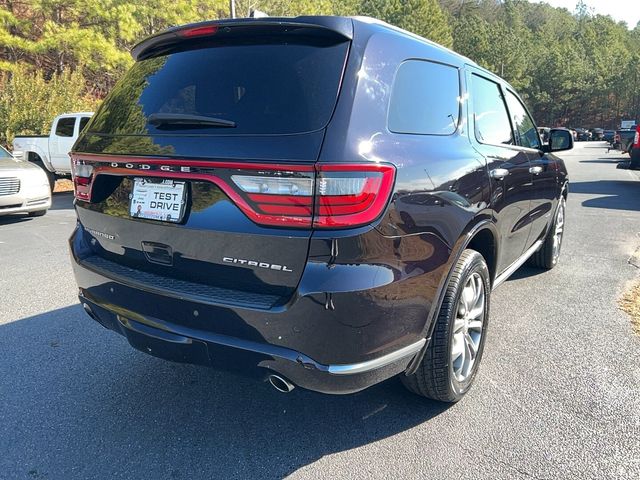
[{"left": 268, "top": 374, "right": 295, "bottom": 393}]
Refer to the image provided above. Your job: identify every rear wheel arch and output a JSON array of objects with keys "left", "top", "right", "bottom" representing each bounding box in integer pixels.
[
  {"left": 405, "top": 218, "right": 498, "bottom": 375},
  {"left": 466, "top": 226, "right": 498, "bottom": 286},
  {"left": 28, "top": 151, "right": 43, "bottom": 163}
]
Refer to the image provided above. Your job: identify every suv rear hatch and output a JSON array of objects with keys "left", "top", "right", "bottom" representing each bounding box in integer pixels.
[{"left": 72, "top": 19, "right": 353, "bottom": 306}]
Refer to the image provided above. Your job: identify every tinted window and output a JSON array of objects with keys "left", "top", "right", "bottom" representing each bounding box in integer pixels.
[
  {"left": 88, "top": 37, "right": 349, "bottom": 136},
  {"left": 79, "top": 117, "right": 91, "bottom": 132},
  {"left": 505, "top": 91, "right": 541, "bottom": 149},
  {"left": 388, "top": 60, "right": 460, "bottom": 135},
  {"left": 55, "top": 117, "right": 76, "bottom": 137},
  {"left": 471, "top": 74, "right": 512, "bottom": 145}
]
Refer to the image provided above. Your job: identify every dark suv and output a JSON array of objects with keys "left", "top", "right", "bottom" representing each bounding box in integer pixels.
[{"left": 70, "top": 16, "right": 571, "bottom": 402}]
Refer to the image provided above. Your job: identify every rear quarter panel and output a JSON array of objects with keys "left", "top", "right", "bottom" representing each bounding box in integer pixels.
[{"left": 315, "top": 25, "right": 492, "bottom": 340}]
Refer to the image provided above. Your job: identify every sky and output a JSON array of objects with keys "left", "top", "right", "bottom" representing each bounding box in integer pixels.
[{"left": 530, "top": 0, "right": 640, "bottom": 28}]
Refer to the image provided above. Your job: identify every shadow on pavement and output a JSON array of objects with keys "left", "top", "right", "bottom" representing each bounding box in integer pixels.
[
  {"left": 569, "top": 179, "right": 640, "bottom": 211},
  {"left": 0, "top": 305, "right": 449, "bottom": 479},
  {"left": 505, "top": 265, "right": 545, "bottom": 282},
  {"left": 579, "top": 157, "right": 628, "bottom": 164},
  {"left": 0, "top": 215, "right": 32, "bottom": 225}
]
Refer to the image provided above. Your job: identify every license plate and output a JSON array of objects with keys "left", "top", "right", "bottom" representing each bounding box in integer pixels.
[{"left": 130, "top": 178, "right": 186, "bottom": 223}]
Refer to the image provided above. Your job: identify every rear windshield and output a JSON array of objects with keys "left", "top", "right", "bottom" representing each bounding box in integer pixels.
[{"left": 88, "top": 36, "right": 349, "bottom": 136}]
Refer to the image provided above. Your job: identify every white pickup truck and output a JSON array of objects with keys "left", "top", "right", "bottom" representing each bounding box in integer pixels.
[{"left": 12, "top": 112, "right": 93, "bottom": 190}]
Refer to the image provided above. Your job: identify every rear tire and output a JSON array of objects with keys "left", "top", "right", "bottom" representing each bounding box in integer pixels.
[
  {"left": 28, "top": 210, "right": 47, "bottom": 217},
  {"left": 401, "top": 249, "right": 490, "bottom": 402},
  {"left": 528, "top": 197, "right": 565, "bottom": 270}
]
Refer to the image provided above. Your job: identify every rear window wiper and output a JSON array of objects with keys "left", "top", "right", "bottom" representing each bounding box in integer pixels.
[{"left": 148, "top": 113, "right": 236, "bottom": 128}]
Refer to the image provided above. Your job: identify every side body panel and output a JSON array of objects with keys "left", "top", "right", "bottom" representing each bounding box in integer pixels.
[
  {"left": 317, "top": 25, "right": 492, "bottom": 343},
  {"left": 12, "top": 137, "right": 52, "bottom": 171}
]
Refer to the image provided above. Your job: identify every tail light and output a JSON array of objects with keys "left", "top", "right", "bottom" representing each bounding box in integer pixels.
[
  {"left": 71, "top": 161, "right": 94, "bottom": 201},
  {"left": 313, "top": 164, "right": 395, "bottom": 228},
  {"left": 634, "top": 126, "right": 639, "bottom": 147},
  {"left": 230, "top": 163, "right": 396, "bottom": 228},
  {"left": 71, "top": 156, "right": 396, "bottom": 229}
]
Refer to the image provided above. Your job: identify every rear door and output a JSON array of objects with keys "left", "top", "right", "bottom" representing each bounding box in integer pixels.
[
  {"left": 49, "top": 116, "right": 76, "bottom": 172},
  {"left": 503, "top": 89, "right": 556, "bottom": 245},
  {"left": 72, "top": 23, "right": 351, "bottom": 302},
  {"left": 467, "top": 69, "right": 534, "bottom": 274}
]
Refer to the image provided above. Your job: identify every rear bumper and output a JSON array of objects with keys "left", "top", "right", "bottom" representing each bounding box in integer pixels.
[
  {"left": 70, "top": 224, "right": 440, "bottom": 394},
  {"left": 78, "top": 290, "right": 423, "bottom": 394}
]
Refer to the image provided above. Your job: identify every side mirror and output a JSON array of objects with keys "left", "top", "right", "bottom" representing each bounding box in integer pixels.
[{"left": 545, "top": 128, "right": 574, "bottom": 153}]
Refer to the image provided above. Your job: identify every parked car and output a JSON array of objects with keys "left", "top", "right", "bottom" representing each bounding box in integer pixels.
[
  {"left": 612, "top": 129, "right": 636, "bottom": 153},
  {"left": 631, "top": 126, "right": 640, "bottom": 169},
  {"left": 574, "top": 128, "right": 591, "bottom": 141},
  {"left": 569, "top": 129, "right": 578, "bottom": 141},
  {"left": 603, "top": 130, "right": 616, "bottom": 143},
  {"left": 591, "top": 128, "right": 604, "bottom": 141},
  {"left": 69, "top": 16, "right": 571, "bottom": 402},
  {"left": 12, "top": 112, "right": 93, "bottom": 191},
  {"left": 538, "top": 126, "right": 551, "bottom": 144},
  {"left": 0, "top": 145, "right": 51, "bottom": 217}
]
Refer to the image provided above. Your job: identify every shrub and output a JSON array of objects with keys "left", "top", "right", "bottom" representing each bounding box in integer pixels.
[{"left": 0, "top": 68, "right": 99, "bottom": 148}]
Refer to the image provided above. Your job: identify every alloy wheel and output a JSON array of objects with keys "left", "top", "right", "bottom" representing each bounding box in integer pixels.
[
  {"left": 451, "top": 272, "right": 485, "bottom": 382},
  {"left": 552, "top": 201, "right": 565, "bottom": 263}
]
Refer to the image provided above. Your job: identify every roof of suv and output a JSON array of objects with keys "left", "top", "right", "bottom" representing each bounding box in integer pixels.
[{"left": 132, "top": 15, "right": 477, "bottom": 69}]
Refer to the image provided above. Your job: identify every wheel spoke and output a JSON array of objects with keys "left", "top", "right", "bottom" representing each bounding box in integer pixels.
[
  {"left": 466, "top": 319, "right": 483, "bottom": 331},
  {"left": 464, "top": 281, "right": 476, "bottom": 312},
  {"left": 465, "top": 332, "right": 478, "bottom": 359},
  {"left": 451, "top": 333, "right": 464, "bottom": 361},
  {"left": 454, "top": 317, "right": 465, "bottom": 334}
]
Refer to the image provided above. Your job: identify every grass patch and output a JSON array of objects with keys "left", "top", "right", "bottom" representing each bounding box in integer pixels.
[{"left": 620, "top": 280, "right": 640, "bottom": 335}]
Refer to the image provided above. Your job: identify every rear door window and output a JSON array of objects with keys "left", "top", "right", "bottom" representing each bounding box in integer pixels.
[
  {"left": 388, "top": 60, "right": 460, "bottom": 135},
  {"left": 504, "top": 91, "right": 541, "bottom": 150},
  {"left": 470, "top": 74, "right": 513, "bottom": 146},
  {"left": 88, "top": 36, "right": 349, "bottom": 136},
  {"left": 79, "top": 117, "right": 91, "bottom": 132},
  {"left": 55, "top": 118, "right": 76, "bottom": 137}
]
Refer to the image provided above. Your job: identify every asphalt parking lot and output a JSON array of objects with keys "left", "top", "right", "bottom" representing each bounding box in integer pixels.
[{"left": 1, "top": 142, "right": 639, "bottom": 480}]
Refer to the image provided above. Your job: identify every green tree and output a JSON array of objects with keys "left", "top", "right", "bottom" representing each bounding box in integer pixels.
[{"left": 360, "top": 0, "right": 453, "bottom": 48}]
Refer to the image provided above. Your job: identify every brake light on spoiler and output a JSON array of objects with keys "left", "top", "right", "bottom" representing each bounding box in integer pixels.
[{"left": 71, "top": 157, "right": 396, "bottom": 229}]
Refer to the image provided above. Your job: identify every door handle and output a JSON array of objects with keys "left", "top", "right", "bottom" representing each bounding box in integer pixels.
[
  {"left": 529, "top": 166, "right": 543, "bottom": 175},
  {"left": 490, "top": 168, "right": 509, "bottom": 180}
]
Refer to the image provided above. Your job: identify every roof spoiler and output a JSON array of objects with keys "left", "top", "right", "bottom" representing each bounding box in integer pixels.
[{"left": 131, "top": 16, "right": 353, "bottom": 61}]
